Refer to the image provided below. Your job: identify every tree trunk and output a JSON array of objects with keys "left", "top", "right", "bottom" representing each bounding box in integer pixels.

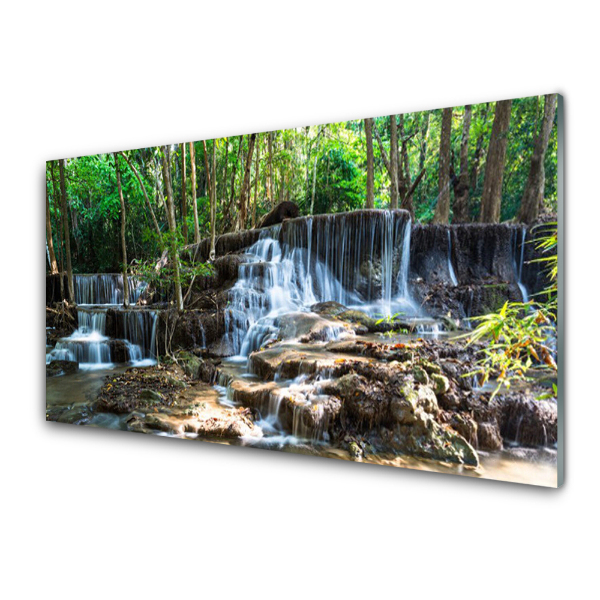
[
  {"left": 189, "top": 142, "right": 200, "bottom": 243},
  {"left": 119, "top": 151, "right": 162, "bottom": 240},
  {"left": 46, "top": 177, "right": 58, "bottom": 274},
  {"left": 469, "top": 103, "right": 490, "bottom": 193},
  {"left": 268, "top": 131, "right": 274, "bottom": 207},
  {"left": 114, "top": 153, "right": 130, "bottom": 307},
  {"left": 253, "top": 133, "right": 260, "bottom": 226},
  {"left": 51, "top": 162, "right": 65, "bottom": 298},
  {"left": 238, "top": 133, "right": 257, "bottom": 230},
  {"left": 433, "top": 107, "right": 453, "bottom": 224},
  {"left": 517, "top": 94, "right": 558, "bottom": 223},
  {"left": 59, "top": 159, "right": 74, "bottom": 302},
  {"left": 365, "top": 118, "right": 374, "bottom": 209},
  {"left": 389, "top": 115, "right": 399, "bottom": 209},
  {"left": 452, "top": 105, "right": 472, "bottom": 223},
  {"left": 228, "top": 136, "right": 242, "bottom": 230},
  {"left": 211, "top": 141, "right": 217, "bottom": 257},
  {"left": 202, "top": 140, "right": 217, "bottom": 260},
  {"left": 161, "top": 146, "right": 184, "bottom": 311},
  {"left": 418, "top": 112, "right": 430, "bottom": 205},
  {"left": 480, "top": 100, "right": 512, "bottom": 223},
  {"left": 180, "top": 144, "right": 188, "bottom": 244}
]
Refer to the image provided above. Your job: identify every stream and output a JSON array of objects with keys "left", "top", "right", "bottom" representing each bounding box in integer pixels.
[{"left": 46, "top": 211, "right": 557, "bottom": 487}]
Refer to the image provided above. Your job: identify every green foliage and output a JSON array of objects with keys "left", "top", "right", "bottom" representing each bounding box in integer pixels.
[{"left": 465, "top": 224, "right": 558, "bottom": 398}]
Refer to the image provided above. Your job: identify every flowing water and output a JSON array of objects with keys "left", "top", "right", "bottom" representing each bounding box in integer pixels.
[
  {"left": 46, "top": 213, "right": 556, "bottom": 486},
  {"left": 46, "top": 274, "right": 158, "bottom": 369}
]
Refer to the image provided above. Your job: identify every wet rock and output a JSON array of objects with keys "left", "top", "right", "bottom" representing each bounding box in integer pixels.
[
  {"left": 275, "top": 312, "right": 350, "bottom": 343},
  {"left": 46, "top": 360, "right": 78, "bottom": 378},
  {"left": 495, "top": 394, "right": 557, "bottom": 447},
  {"left": 259, "top": 201, "right": 300, "bottom": 228},
  {"left": 477, "top": 422, "right": 503, "bottom": 451},
  {"left": 431, "top": 373, "right": 450, "bottom": 395},
  {"left": 413, "top": 365, "right": 429, "bottom": 385}
]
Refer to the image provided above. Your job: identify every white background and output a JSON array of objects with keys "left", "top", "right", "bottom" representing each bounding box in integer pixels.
[{"left": 1, "top": 2, "right": 597, "bottom": 598}]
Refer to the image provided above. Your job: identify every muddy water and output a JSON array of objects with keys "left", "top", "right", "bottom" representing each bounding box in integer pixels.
[{"left": 46, "top": 360, "right": 557, "bottom": 488}]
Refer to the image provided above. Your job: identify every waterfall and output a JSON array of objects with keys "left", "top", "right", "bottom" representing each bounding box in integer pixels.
[
  {"left": 447, "top": 229, "right": 458, "bottom": 287},
  {"left": 47, "top": 274, "right": 157, "bottom": 369},
  {"left": 74, "top": 274, "right": 147, "bottom": 305},
  {"left": 513, "top": 227, "right": 529, "bottom": 303},
  {"left": 225, "top": 210, "right": 415, "bottom": 356}
]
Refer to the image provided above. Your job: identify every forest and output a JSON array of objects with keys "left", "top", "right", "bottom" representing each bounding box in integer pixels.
[
  {"left": 45, "top": 95, "right": 557, "bottom": 278},
  {"left": 45, "top": 94, "right": 560, "bottom": 487}
]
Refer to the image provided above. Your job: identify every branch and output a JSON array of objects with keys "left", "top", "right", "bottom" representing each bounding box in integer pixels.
[
  {"left": 405, "top": 168, "right": 426, "bottom": 201},
  {"left": 373, "top": 128, "right": 392, "bottom": 176},
  {"left": 119, "top": 151, "right": 162, "bottom": 240}
]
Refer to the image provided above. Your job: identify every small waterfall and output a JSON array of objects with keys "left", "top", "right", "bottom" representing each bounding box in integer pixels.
[
  {"left": 224, "top": 210, "right": 415, "bottom": 356},
  {"left": 48, "top": 275, "right": 157, "bottom": 369},
  {"left": 447, "top": 229, "right": 458, "bottom": 287},
  {"left": 74, "top": 274, "right": 147, "bottom": 305},
  {"left": 513, "top": 227, "right": 529, "bottom": 303}
]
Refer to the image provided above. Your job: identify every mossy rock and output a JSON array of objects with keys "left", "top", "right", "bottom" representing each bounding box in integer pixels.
[{"left": 431, "top": 373, "right": 450, "bottom": 395}]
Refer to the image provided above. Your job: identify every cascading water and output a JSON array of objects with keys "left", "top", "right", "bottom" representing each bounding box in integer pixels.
[
  {"left": 46, "top": 274, "right": 157, "bottom": 369},
  {"left": 513, "top": 227, "right": 529, "bottom": 302},
  {"left": 447, "top": 230, "right": 458, "bottom": 287},
  {"left": 224, "top": 210, "right": 416, "bottom": 357},
  {"left": 74, "top": 274, "right": 147, "bottom": 305}
]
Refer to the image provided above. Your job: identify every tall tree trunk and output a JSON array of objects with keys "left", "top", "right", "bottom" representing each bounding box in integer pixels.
[
  {"left": 119, "top": 151, "right": 162, "bottom": 240},
  {"left": 433, "top": 107, "right": 453, "bottom": 224},
  {"left": 59, "top": 159, "right": 74, "bottom": 302},
  {"left": 365, "top": 118, "right": 375, "bottom": 209},
  {"left": 469, "top": 103, "right": 490, "bottom": 193},
  {"left": 253, "top": 134, "right": 260, "bottom": 226},
  {"left": 46, "top": 177, "right": 58, "bottom": 274},
  {"left": 238, "top": 133, "right": 257, "bottom": 230},
  {"left": 180, "top": 144, "right": 188, "bottom": 244},
  {"left": 268, "top": 131, "right": 274, "bottom": 207},
  {"left": 228, "top": 136, "right": 242, "bottom": 230},
  {"left": 480, "top": 99, "right": 512, "bottom": 223},
  {"left": 418, "top": 112, "right": 430, "bottom": 205},
  {"left": 389, "top": 115, "right": 399, "bottom": 209},
  {"left": 161, "top": 146, "right": 184, "bottom": 311},
  {"left": 51, "top": 162, "right": 65, "bottom": 298},
  {"left": 211, "top": 141, "right": 217, "bottom": 256},
  {"left": 517, "top": 94, "right": 558, "bottom": 223},
  {"left": 202, "top": 140, "right": 217, "bottom": 260},
  {"left": 188, "top": 142, "right": 200, "bottom": 243},
  {"left": 114, "top": 153, "right": 130, "bottom": 307},
  {"left": 452, "top": 105, "right": 472, "bottom": 223}
]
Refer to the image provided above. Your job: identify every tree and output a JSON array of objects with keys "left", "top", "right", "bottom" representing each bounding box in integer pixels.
[
  {"left": 480, "top": 99, "right": 512, "bottom": 223},
  {"left": 452, "top": 105, "right": 472, "bottom": 223},
  {"left": 364, "top": 118, "right": 375, "bottom": 209},
  {"left": 180, "top": 144, "right": 188, "bottom": 244},
  {"left": 161, "top": 145, "right": 184, "bottom": 311},
  {"left": 189, "top": 142, "right": 200, "bottom": 243},
  {"left": 119, "top": 151, "right": 162, "bottom": 240},
  {"left": 202, "top": 140, "right": 217, "bottom": 260},
  {"left": 433, "top": 107, "right": 453, "bottom": 224},
  {"left": 374, "top": 116, "right": 399, "bottom": 209},
  {"left": 267, "top": 132, "right": 274, "bottom": 207},
  {"left": 517, "top": 94, "right": 558, "bottom": 224},
  {"left": 238, "top": 133, "right": 257, "bottom": 229},
  {"left": 59, "top": 159, "right": 74, "bottom": 302},
  {"left": 46, "top": 176, "right": 58, "bottom": 274},
  {"left": 113, "top": 153, "right": 130, "bottom": 308}
]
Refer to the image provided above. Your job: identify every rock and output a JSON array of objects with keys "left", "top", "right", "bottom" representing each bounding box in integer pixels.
[
  {"left": 46, "top": 360, "right": 78, "bottom": 378},
  {"left": 138, "top": 388, "right": 164, "bottom": 404},
  {"left": 275, "top": 312, "right": 350, "bottom": 343},
  {"left": 413, "top": 365, "right": 429, "bottom": 385},
  {"left": 477, "top": 422, "right": 503, "bottom": 451},
  {"left": 259, "top": 201, "right": 299, "bottom": 228},
  {"left": 430, "top": 373, "right": 450, "bottom": 395}
]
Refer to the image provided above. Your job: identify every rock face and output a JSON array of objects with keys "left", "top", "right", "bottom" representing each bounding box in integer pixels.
[{"left": 258, "top": 201, "right": 299, "bottom": 228}]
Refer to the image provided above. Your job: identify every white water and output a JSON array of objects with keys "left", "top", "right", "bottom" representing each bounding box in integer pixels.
[
  {"left": 47, "top": 275, "right": 157, "bottom": 369},
  {"left": 447, "top": 229, "right": 458, "bottom": 287},
  {"left": 514, "top": 227, "right": 529, "bottom": 303},
  {"left": 224, "top": 211, "right": 418, "bottom": 357}
]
